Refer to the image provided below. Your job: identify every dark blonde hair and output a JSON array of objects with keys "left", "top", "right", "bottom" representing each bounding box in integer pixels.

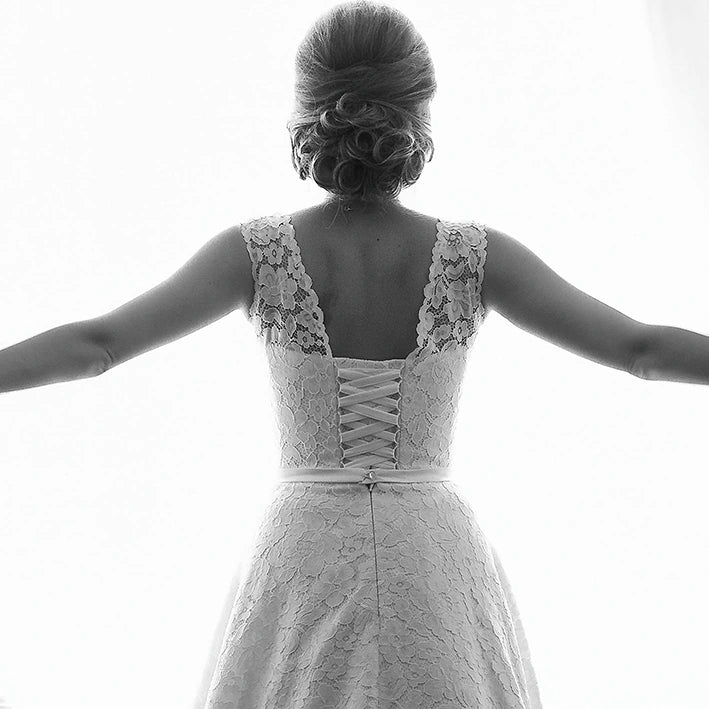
[{"left": 287, "top": 0, "right": 436, "bottom": 206}]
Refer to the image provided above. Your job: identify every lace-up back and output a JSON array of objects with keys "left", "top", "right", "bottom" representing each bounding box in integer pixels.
[
  {"left": 204, "top": 211, "right": 544, "bottom": 709},
  {"left": 240, "top": 213, "right": 488, "bottom": 470}
]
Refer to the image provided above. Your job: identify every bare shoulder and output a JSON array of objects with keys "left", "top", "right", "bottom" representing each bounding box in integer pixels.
[
  {"left": 478, "top": 225, "right": 530, "bottom": 314},
  {"left": 89, "top": 222, "right": 255, "bottom": 370},
  {"left": 216, "top": 223, "right": 254, "bottom": 317},
  {"left": 158, "top": 220, "right": 254, "bottom": 319},
  {"left": 478, "top": 224, "right": 647, "bottom": 375},
  {"left": 480, "top": 223, "right": 584, "bottom": 317}
]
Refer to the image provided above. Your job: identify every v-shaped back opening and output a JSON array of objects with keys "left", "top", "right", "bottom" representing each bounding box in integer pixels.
[{"left": 282, "top": 213, "right": 444, "bottom": 364}]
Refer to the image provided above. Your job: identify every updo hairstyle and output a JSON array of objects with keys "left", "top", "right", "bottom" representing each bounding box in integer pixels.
[{"left": 287, "top": 1, "right": 437, "bottom": 206}]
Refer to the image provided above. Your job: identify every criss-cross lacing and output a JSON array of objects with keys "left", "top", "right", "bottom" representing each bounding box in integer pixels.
[{"left": 336, "top": 365, "right": 404, "bottom": 469}]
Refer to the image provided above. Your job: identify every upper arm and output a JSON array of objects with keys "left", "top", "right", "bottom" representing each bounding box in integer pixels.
[
  {"left": 480, "top": 227, "right": 650, "bottom": 376},
  {"left": 89, "top": 224, "right": 254, "bottom": 369}
]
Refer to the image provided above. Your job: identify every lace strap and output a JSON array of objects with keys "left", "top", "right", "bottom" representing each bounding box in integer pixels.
[
  {"left": 416, "top": 220, "right": 488, "bottom": 354},
  {"left": 469, "top": 221, "right": 488, "bottom": 320},
  {"left": 240, "top": 214, "right": 327, "bottom": 355},
  {"left": 241, "top": 214, "right": 488, "bottom": 356}
]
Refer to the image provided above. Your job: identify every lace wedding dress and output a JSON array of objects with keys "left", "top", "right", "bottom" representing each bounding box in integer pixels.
[{"left": 204, "top": 214, "right": 543, "bottom": 709}]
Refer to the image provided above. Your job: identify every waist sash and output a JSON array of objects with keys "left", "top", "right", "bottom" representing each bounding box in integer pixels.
[{"left": 278, "top": 466, "right": 452, "bottom": 485}]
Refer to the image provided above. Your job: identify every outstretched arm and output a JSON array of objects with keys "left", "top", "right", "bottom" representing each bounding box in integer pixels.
[
  {"left": 0, "top": 224, "right": 253, "bottom": 395},
  {"left": 0, "top": 321, "right": 110, "bottom": 394},
  {"left": 482, "top": 227, "right": 709, "bottom": 384}
]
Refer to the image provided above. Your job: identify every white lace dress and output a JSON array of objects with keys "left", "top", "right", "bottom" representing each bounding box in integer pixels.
[{"left": 204, "top": 214, "right": 543, "bottom": 709}]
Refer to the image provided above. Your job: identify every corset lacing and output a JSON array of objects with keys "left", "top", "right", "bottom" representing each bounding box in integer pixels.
[{"left": 336, "top": 364, "right": 404, "bottom": 470}]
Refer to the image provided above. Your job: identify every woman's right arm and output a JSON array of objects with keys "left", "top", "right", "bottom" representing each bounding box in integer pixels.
[{"left": 482, "top": 227, "right": 709, "bottom": 385}]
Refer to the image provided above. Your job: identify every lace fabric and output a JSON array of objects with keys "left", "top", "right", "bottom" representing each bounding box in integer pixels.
[
  {"left": 239, "top": 213, "right": 489, "bottom": 470},
  {"left": 242, "top": 214, "right": 488, "bottom": 362},
  {"left": 205, "top": 482, "right": 542, "bottom": 709},
  {"left": 203, "top": 213, "right": 544, "bottom": 708}
]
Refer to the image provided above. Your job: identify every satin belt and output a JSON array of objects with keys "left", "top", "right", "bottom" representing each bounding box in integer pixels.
[{"left": 278, "top": 466, "right": 452, "bottom": 485}]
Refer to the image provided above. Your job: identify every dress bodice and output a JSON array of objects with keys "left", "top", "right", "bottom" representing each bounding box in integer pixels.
[{"left": 240, "top": 213, "right": 488, "bottom": 470}]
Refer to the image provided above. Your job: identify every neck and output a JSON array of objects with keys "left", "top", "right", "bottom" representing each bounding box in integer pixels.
[{"left": 319, "top": 195, "right": 404, "bottom": 222}]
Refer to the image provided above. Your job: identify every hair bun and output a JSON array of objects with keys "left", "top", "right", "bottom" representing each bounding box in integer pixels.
[
  {"left": 288, "top": 2, "right": 437, "bottom": 204},
  {"left": 319, "top": 92, "right": 383, "bottom": 130},
  {"left": 333, "top": 92, "right": 369, "bottom": 118}
]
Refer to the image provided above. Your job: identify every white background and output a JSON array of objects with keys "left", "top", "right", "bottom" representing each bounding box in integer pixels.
[{"left": 2, "top": 1, "right": 708, "bottom": 708}]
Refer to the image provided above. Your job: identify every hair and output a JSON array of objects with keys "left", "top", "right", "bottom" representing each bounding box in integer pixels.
[{"left": 287, "top": 0, "right": 437, "bottom": 206}]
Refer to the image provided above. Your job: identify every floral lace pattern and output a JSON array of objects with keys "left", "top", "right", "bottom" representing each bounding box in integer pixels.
[
  {"left": 415, "top": 219, "right": 487, "bottom": 355},
  {"left": 239, "top": 214, "right": 489, "bottom": 470},
  {"left": 242, "top": 214, "right": 327, "bottom": 356},
  {"left": 204, "top": 482, "right": 542, "bottom": 708},
  {"left": 262, "top": 346, "right": 341, "bottom": 468},
  {"left": 203, "top": 213, "right": 543, "bottom": 708}
]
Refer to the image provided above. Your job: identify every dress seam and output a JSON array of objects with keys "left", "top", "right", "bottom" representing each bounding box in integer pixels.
[{"left": 368, "top": 484, "right": 381, "bottom": 699}]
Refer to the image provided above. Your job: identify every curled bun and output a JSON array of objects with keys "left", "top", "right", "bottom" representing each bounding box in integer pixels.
[{"left": 287, "top": 2, "right": 436, "bottom": 205}]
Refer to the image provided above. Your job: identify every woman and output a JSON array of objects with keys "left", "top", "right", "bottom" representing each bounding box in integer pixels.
[{"left": 3, "top": 2, "right": 708, "bottom": 708}]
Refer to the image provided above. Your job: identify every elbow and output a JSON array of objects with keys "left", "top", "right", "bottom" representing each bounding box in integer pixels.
[
  {"left": 627, "top": 324, "right": 657, "bottom": 380},
  {"left": 93, "top": 347, "right": 114, "bottom": 376},
  {"left": 76, "top": 319, "right": 115, "bottom": 376}
]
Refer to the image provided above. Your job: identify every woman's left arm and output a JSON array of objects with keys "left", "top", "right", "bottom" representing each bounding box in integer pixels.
[{"left": 0, "top": 224, "right": 253, "bottom": 394}]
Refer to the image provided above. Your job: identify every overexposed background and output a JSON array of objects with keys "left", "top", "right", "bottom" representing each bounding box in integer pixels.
[{"left": 2, "top": 1, "right": 708, "bottom": 708}]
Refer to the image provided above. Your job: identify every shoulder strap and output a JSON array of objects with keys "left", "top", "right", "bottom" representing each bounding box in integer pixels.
[
  {"left": 465, "top": 220, "right": 488, "bottom": 323},
  {"left": 240, "top": 214, "right": 327, "bottom": 355},
  {"left": 419, "top": 219, "right": 487, "bottom": 354},
  {"left": 242, "top": 214, "right": 487, "bottom": 354},
  {"left": 240, "top": 216, "right": 275, "bottom": 324}
]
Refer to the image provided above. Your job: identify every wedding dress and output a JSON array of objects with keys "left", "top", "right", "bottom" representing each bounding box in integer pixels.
[{"left": 204, "top": 213, "right": 543, "bottom": 709}]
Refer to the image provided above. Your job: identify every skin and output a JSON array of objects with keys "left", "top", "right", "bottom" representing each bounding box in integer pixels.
[
  {"left": 265, "top": 195, "right": 649, "bottom": 367},
  {"left": 100, "top": 194, "right": 649, "bottom": 372},
  {"left": 3, "top": 192, "right": 709, "bottom": 393},
  {"left": 92, "top": 191, "right": 709, "bottom": 383},
  {"left": 4, "top": 193, "right": 709, "bottom": 709},
  {"left": 288, "top": 197, "right": 454, "bottom": 360}
]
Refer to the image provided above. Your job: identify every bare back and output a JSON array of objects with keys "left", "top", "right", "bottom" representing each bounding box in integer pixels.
[{"left": 288, "top": 203, "right": 444, "bottom": 361}]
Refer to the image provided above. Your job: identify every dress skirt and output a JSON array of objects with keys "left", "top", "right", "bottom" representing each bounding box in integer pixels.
[{"left": 204, "top": 476, "right": 543, "bottom": 709}]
